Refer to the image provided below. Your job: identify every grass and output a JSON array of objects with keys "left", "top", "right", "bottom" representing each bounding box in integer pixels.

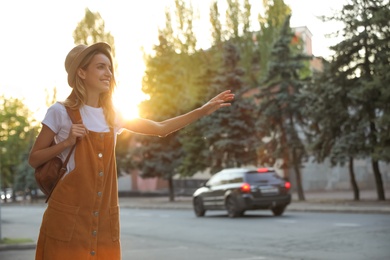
[{"left": 0, "top": 237, "right": 34, "bottom": 244}]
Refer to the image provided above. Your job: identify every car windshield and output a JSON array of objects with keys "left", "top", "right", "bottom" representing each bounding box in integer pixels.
[{"left": 245, "top": 171, "right": 281, "bottom": 183}]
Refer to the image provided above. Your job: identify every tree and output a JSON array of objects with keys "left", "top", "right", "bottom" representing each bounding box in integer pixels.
[
  {"left": 14, "top": 150, "right": 38, "bottom": 200},
  {"left": 0, "top": 96, "right": 38, "bottom": 201},
  {"left": 212, "top": 0, "right": 292, "bottom": 87},
  {"left": 137, "top": 34, "right": 186, "bottom": 202},
  {"left": 255, "top": 15, "right": 312, "bottom": 201},
  {"left": 177, "top": 0, "right": 292, "bottom": 176},
  {"left": 225, "top": 0, "right": 241, "bottom": 39},
  {"left": 225, "top": 0, "right": 258, "bottom": 85},
  {"left": 255, "top": 0, "right": 292, "bottom": 82},
  {"left": 158, "top": 2, "right": 206, "bottom": 110},
  {"left": 177, "top": 64, "right": 220, "bottom": 177},
  {"left": 130, "top": 1, "right": 208, "bottom": 201},
  {"left": 172, "top": 0, "right": 197, "bottom": 54},
  {"left": 200, "top": 43, "right": 258, "bottom": 173},
  {"left": 73, "top": 8, "right": 117, "bottom": 69},
  {"left": 302, "top": 61, "right": 364, "bottom": 200},
  {"left": 209, "top": 1, "right": 223, "bottom": 47},
  {"left": 317, "top": 0, "right": 390, "bottom": 200}
]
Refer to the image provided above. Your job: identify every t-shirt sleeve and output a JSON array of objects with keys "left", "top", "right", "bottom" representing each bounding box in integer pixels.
[{"left": 42, "top": 102, "right": 65, "bottom": 134}]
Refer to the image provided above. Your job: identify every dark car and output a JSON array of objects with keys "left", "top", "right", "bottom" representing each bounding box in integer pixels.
[{"left": 192, "top": 167, "right": 291, "bottom": 218}]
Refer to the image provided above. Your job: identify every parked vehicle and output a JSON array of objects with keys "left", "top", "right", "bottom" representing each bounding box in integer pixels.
[
  {"left": 193, "top": 167, "right": 291, "bottom": 218},
  {"left": 0, "top": 188, "right": 13, "bottom": 201}
]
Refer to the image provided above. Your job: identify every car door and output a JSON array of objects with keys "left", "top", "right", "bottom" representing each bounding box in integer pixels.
[
  {"left": 212, "top": 172, "right": 234, "bottom": 209},
  {"left": 200, "top": 173, "right": 223, "bottom": 209}
]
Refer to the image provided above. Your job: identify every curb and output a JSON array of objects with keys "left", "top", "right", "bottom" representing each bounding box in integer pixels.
[{"left": 0, "top": 242, "right": 36, "bottom": 251}]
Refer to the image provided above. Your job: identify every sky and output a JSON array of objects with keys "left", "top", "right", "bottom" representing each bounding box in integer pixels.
[{"left": 0, "top": 0, "right": 346, "bottom": 121}]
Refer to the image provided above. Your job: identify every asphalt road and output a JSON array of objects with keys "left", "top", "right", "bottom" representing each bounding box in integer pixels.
[{"left": 1, "top": 205, "right": 390, "bottom": 260}]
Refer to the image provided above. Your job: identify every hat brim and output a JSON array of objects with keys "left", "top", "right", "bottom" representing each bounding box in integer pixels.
[{"left": 67, "top": 42, "right": 112, "bottom": 88}]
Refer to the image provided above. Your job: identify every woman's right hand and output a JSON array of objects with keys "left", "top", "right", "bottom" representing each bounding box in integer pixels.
[
  {"left": 29, "top": 123, "right": 88, "bottom": 169},
  {"left": 65, "top": 122, "right": 88, "bottom": 145}
]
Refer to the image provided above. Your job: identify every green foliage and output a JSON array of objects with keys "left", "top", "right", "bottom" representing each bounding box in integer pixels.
[
  {"left": 115, "top": 131, "right": 137, "bottom": 176},
  {"left": 302, "top": 63, "right": 365, "bottom": 166},
  {"left": 197, "top": 43, "right": 258, "bottom": 174},
  {"left": 255, "top": 0, "right": 292, "bottom": 82},
  {"left": 302, "top": 0, "right": 389, "bottom": 200},
  {"left": 136, "top": 134, "right": 183, "bottom": 180},
  {"left": 173, "top": 0, "right": 197, "bottom": 53},
  {"left": 308, "top": 0, "right": 390, "bottom": 164},
  {"left": 160, "top": 0, "right": 197, "bottom": 54},
  {"left": 255, "top": 15, "right": 311, "bottom": 200},
  {"left": 209, "top": 1, "right": 223, "bottom": 46},
  {"left": 225, "top": 0, "right": 241, "bottom": 39},
  {"left": 136, "top": 33, "right": 187, "bottom": 182},
  {"left": 258, "top": 14, "right": 312, "bottom": 201},
  {"left": 177, "top": 122, "right": 211, "bottom": 177},
  {"left": 0, "top": 96, "right": 38, "bottom": 191},
  {"left": 0, "top": 237, "right": 34, "bottom": 245},
  {"left": 14, "top": 151, "right": 37, "bottom": 192},
  {"left": 73, "top": 8, "right": 117, "bottom": 69},
  {"left": 133, "top": 0, "right": 293, "bottom": 179}
]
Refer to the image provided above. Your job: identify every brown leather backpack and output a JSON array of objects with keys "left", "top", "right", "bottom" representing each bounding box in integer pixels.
[{"left": 34, "top": 106, "right": 78, "bottom": 202}]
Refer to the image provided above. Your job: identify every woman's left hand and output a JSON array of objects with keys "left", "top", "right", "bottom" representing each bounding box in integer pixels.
[{"left": 201, "top": 90, "right": 235, "bottom": 115}]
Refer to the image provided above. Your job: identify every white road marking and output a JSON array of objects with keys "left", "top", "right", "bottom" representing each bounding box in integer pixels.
[
  {"left": 129, "top": 246, "right": 188, "bottom": 252},
  {"left": 276, "top": 220, "right": 297, "bottom": 224},
  {"left": 334, "top": 223, "right": 361, "bottom": 227},
  {"left": 228, "top": 257, "right": 267, "bottom": 260}
]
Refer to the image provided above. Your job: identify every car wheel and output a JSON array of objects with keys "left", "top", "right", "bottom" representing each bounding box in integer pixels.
[
  {"left": 226, "top": 196, "right": 240, "bottom": 218},
  {"left": 193, "top": 197, "right": 206, "bottom": 217},
  {"left": 271, "top": 205, "right": 286, "bottom": 216}
]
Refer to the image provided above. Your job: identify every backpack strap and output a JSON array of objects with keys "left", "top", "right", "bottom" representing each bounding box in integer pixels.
[
  {"left": 62, "top": 106, "right": 81, "bottom": 168},
  {"left": 65, "top": 106, "right": 82, "bottom": 124},
  {"left": 45, "top": 106, "right": 81, "bottom": 202}
]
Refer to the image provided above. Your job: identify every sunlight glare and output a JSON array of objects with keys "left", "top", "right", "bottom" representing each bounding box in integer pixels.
[
  {"left": 113, "top": 93, "right": 139, "bottom": 120},
  {"left": 113, "top": 84, "right": 148, "bottom": 120}
]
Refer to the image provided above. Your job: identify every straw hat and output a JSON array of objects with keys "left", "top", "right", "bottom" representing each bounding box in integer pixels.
[{"left": 64, "top": 42, "right": 111, "bottom": 88}]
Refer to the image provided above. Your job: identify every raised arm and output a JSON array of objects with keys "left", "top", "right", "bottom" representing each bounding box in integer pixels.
[{"left": 123, "top": 90, "right": 234, "bottom": 137}]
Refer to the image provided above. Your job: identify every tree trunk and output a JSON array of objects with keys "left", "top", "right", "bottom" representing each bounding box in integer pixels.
[
  {"left": 168, "top": 176, "right": 175, "bottom": 202},
  {"left": 368, "top": 119, "right": 385, "bottom": 200},
  {"left": 294, "top": 165, "right": 305, "bottom": 201},
  {"left": 348, "top": 157, "right": 359, "bottom": 201},
  {"left": 292, "top": 148, "right": 305, "bottom": 201},
  {"left": 372, "top": 159, "right": 385, "bottom": 200}
]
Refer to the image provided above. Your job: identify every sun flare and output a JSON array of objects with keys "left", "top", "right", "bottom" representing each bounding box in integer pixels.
[{"left": 113, "top": 85, "right": 148, "bottom": 120}]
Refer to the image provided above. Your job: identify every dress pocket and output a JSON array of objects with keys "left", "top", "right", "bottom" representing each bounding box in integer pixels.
[
  {"left": 109, "top": 205, "right": 120, "bottom": 241},
  {"left": 44, "top": 199, "right": 79, "bottom": 242}
]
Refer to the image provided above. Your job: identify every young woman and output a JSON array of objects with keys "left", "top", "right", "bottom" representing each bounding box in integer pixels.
[{"left": 29, "top": 42, "right": 234, "bottom": 260}]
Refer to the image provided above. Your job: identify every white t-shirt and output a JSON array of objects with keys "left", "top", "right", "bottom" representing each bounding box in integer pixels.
[{"left": 42, "top": 102, "right": 124, "bottom": 174}]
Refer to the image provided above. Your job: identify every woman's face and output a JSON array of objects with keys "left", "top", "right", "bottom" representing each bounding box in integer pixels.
[{"left": 80, "top": 53, "right": 112, "bottom": 95}]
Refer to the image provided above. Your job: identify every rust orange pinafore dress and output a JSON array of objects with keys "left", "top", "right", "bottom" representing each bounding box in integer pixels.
[{"left": 35, "top": 109, "right": 121, "bottom": 260}]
